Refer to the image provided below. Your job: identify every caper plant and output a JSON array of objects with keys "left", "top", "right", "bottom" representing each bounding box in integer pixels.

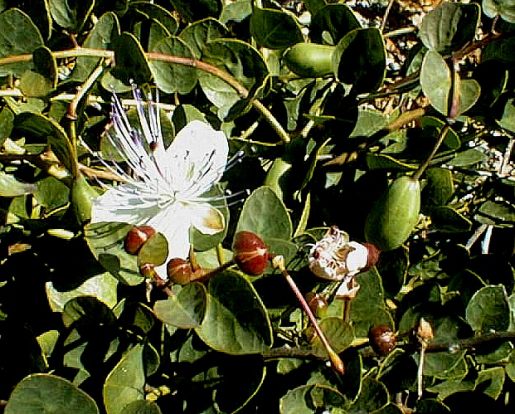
[{"left": 0, "top": 1, "right": 514, "bottom": 413}]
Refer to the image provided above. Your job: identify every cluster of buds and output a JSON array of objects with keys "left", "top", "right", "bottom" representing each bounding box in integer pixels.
[{"left": 308, "top": 226, "right": 380, "bottom": 298}]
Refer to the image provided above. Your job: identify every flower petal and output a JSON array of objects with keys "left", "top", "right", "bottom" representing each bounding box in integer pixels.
[
  {"left": 91, "top": 184, "right": 161, "bottom": 225},
  {"left": 162, "top": 121, "right": 229, "bottom": 198},
  {"left": 188, "top": 203, "right": 225, "bottom": 235},
  {"left": 147, "top": 203, "right": 192, "bottom": 260}
]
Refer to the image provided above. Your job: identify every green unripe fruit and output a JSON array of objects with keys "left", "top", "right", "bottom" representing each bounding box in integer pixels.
[
  {"left": 364, "top": 176, "right": 421, "bottom": 251},
  {"left": 72, "top": 174, "right": 98, "bottom": 224},
  {"left": 284, "top": 43, "right": 335, "bottom": 78}
]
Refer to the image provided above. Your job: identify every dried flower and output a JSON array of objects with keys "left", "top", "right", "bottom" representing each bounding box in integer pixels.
[{"left": 308, "top": 226, "right": 369, "bottom": 281}]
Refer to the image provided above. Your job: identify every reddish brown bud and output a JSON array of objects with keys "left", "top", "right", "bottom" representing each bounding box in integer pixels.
[
  {"left": 167, "top": 258, "right": 194, "bottom": 285},
  {"left": 124, "top": 225, "right": 156, "bottom": 255},
  {"left": 369, "top": 325, "right": 397, "bottom": 356},
  {"left": 232, "top": 231, "right": 269, "bottom": 276},
  {"left": 363, "top": 243, "right": 381, "bottom": 270}
]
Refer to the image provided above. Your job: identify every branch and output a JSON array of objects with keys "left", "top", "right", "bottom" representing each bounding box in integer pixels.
[{"left": 0, "top": 48, "right": 291, "bottom": 144}]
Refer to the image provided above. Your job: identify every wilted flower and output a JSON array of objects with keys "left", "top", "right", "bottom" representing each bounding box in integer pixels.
[
  {"left": 308, "top": 226, "right": 369, "bottom": 281},
  {"left": 308, "top": 226, "right": 372, "bottom": 298},
  {"left": 90, "top": 86, "right": 229, "bottom": 273}
]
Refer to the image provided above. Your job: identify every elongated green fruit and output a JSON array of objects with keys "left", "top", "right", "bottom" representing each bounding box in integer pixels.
[
  {"left": 284, "top": 43, "right": 335, "bottom": 78},
  {"left": 364, "top": 176, "right": 421, "bottom": 251},
  {"left": 72, "top": 174, "right": 98, "bottom": 224}
]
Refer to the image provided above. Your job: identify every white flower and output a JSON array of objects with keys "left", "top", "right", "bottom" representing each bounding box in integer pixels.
[
  {"left": 90, "top": 87, "right": 228, "bottom": 272},
  {"left": 308, "top": 226, "right": 368, "bottom": 281}
]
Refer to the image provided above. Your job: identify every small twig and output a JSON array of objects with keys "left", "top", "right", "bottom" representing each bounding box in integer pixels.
[
  {"left": 272, "top": 255, "right": 345, "bottom": 374},
  {"left": 413, "top": 124, "right": 450, "bottom": 180},
  {"left": 380, "top": 0, "right": 396, "bottom": 33}
]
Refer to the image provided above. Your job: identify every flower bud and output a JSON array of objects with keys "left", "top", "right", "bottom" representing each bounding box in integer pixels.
[
  {"left": 124, "top": 225, "right": 156, "bottom": 255},
  {"left": 369, "top": 325, "right": 397, "bottom": 356},
  {"left": 167, "top": 258, "right": 194, "bottom": 285},
  {"left": 232, "top": 231, "right": 269, "bottom": 276},
  {"left": 363, "top": 243, "right": 381, "bottom": 270}
]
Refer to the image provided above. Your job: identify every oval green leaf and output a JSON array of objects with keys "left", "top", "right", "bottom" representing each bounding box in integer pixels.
[
  {"left": 420, "top": 2, "right": 480, "bottom": 53},
  {"left": 103, "top": 344, "right": 146, "bottom": 414},
  {"left": 84, "top": 222, "right": 145, "bottom": 286},
  {"left": 0, "top": 8, "right": 44, "bottom": 76},
  {"left": 250, "top": 7, "right": 303, "bottom": 50},
  {"left": 466, "top": 285, "right": 511, "bottom": 333},
  {"left": 5, "top": 373, "right": 99, "bottom": 414},
  {"left": 149, "top": 36, "right": 198, "bottom": 94},
  {"left": 332, "top": 27, "right": 386, "bottom": 93},
  {"left": 195, "top": 270, "right": 273, "bottom": 354},
  {"left": 153, "top": 282, "right": 207, "bottom": 329},
  {"left": 236, "top": 186, "right": 292, "bottom": 240}
]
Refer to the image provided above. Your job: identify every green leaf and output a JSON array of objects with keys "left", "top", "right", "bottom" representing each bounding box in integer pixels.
[
  {"left": 5, "top": 373, "right": 99, "bottom": 414},
  {"left": 497, "top": 97, "right": 515, "bottom": 133},
  {"left": 236, "top": 186, "right": 292, "bottom": 240},
  {"left": 420, "top": 51, "right": 480, "bottom": 116},
  {"left": 130, "top": 1, "right": 178, "bottom": 36},
  {"left": 84, "top": 222, "right": 145, "bottom": 286},
  {"left": 311, "top": 4, "right": 361, "bottom": 44},
  {"left": 415, "top": 399, "right": 451, "bottom": 414},
  {"left": 137, "top": 232, "right": 168, "bottom": 267},
  {"left": 349, "top": 267, "right": 394, "bottom": 337},
  {"left": 477, "top": 200, "right": 515, "bottom": 225},
  {"left": 121, "top": 401, "right": 162, "bottom": 414},
  {"left": 420, "top": 2, "right": 480, "bottom": 53},
  {"left": 35, "top": 176, "right": 70, "bottom": 213},
  {"left": 49, "top": 0, "right": 95, "bottom": 31},
  {"left": 71, "top": 12, "right": 120, "bottom": 82},
  {"left": 169, "top": 0, "right": 222, "bottom": 22},
  {"left": 310, "top": 317, "right": 354, "bottom": 357},
  {"left": 0, "top": 171, "right": 36, "bottom": 197},
  {"left": 420, "top": 116, "right": 461, "bottom": 150},
  {"left": 71, "top": 174, "right": 98, "bottom": 224},
  {"left": 423, "top": 316, "right": 468, "bottom": 378},
  {"left": 14, "top": 112, "right": 72, "bottom": 170},
  {"left": 45, "top": 272, "right": 118, "bottom": 312},
  {"left": 153, "top": 283, "right": 207, "bottom": 329},
  {"left": 179, "top": 17, "right": 227, "bottom": 59},
  {"left": 19, "top": 70, "right": 53, "bottom": 98},
  {"left": 149, "top": 36, "right": 198, "bottom": 94},
  {"left": 423, "top": 168, "right": 455, "bottom": 209},
  {"left": 195, "top": 270, "right": 273, "bottom": 354},
  {"left": 431, "top": 206, "right": 472, "bottom": 232},
  {"left": 220, "top": 0, "right": 252, "bottom": 24},
  {"left": 447, "top": 148, "right": 487, "bottom": 167},
  {"left": 0, "top": 107, "right": 14, "bottom": 146},
  {"left": 103, "top": 344, "right": 145, "bottom": 414},
  {"left": 62, "top": 296, "right": 116, "bottom": 328},
  {"left": 352, "top": 377, "right": 389, "bottom": 412},
  {"left": 279, "top": 384, "right": 346, "bottom": 414},
  {"left": 0, "top": 8, "right": 44, "bottom": 76},
  {"left": 111, "top": 32, "right": 153, "bottom": 86},
  {"left": 198, "top": 38, "right": 269, "bottom": 119},
  {"left": 476, "top": 366, "right": 505, "bottom": 400},
  {"left": 483, "top": 0, "right": 515, "bottom": 23},
  {"left": 366, "top": 153, "right": 418, "bottom": 171},
  {"left": 250, "top": 8, "right": 303, "bottom": 50},
  {"left": 332, "top": 27, "right": 386, "bottom": 93},
  {"left": 466, "top": 285, "right": 511, "bottom": 333}
]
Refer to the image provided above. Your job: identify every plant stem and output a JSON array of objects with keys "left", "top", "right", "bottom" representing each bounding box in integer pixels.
[
  {"left": 272, "top": 256, "right": 345, "bottom": 374},
  {"left": 0, "top": 48, "right": 291, "bottom": 144},
  {"left": 412, "top": 124, "right": 450, "bottom": 180}
]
